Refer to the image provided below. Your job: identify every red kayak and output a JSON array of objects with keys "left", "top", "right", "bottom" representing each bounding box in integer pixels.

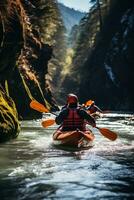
[{"left": 53, "top": 128, "right": 95, "bottom": 150}]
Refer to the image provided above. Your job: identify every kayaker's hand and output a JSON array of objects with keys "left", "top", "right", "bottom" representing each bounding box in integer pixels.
[{"left": 88, "top": 121, "right": 96, "bottom": 127}]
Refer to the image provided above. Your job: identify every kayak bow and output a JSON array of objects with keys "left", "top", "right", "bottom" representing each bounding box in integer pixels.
[{"left": 53, "top": 128, "right": 95, "bottom": 150}]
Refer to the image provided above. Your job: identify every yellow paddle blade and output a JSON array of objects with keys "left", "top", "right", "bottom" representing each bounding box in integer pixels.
[
  {"left": 42, "top": 119, "right": 55, "bottom": 128},
  {"left": 97, "top": 127, "right": 117, "bottom": 141},
  {"left": 30, "top": 100, "right": 49, "bottom": 113}
]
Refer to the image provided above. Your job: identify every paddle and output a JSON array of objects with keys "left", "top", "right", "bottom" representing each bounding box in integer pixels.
[
  {"left": 96, "top": 127, "right": 117, "bottom": 141},
  {"left": 30, "top": 100, "right": 49, "bottom": 113},
  {"left": 41, "top": 118, "right": 55, "bottom": 128},
  {"left": 41, "top": 118, "right": 117, "bottom": 141},
  {"left": 30, "top": 99, "right": 109, "bottom": 114},
  {"left": 29, "top": 100, "right": 56, "bottom": 127},
  {"left": 30, "top": 100, "right": 118, "bottom": 141}
]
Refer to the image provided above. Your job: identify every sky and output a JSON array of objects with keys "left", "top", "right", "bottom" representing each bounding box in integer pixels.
[{"left": 57, "top": 0, "right": 91, "bottom": 12}]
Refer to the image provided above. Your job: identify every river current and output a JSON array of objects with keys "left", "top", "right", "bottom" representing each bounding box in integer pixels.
[{"left": 0, "top": 113, "right": 134, "bottom": 200}]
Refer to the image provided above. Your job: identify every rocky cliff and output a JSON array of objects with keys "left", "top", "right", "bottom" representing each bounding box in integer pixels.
[
  {"left": 79, "top": 0, "right": 134, "bottom": 111},
  {"left": 0, "top": 0, "right": 63, "bottom": 141},
  {"left": 62, "top": 0, "right": 134, "bottom": 111}
]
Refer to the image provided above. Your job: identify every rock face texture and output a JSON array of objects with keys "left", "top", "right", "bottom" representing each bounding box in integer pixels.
[
  {"left": 0, "top": 0, "right": 62, "bottom": 141},
  {"left": 2, "top": 0, "right": 61, "bottom": 117},
  {"left": 62, "top": 0, "right": 134, "bottom": 111},
  {"left": 0, "top": 89, "right": 20, "bottom": 142},
  {"left": 80, "top": 1, "right": 134, "bottom": 111}
]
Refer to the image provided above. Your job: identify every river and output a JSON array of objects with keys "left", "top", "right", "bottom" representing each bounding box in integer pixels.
[{"left": 0, "top": 113, "right": 134, "bottom": 200}]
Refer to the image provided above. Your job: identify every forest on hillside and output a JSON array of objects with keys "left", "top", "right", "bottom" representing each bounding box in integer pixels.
[
  {"left": 0, "top": 0, "right": 134, "bottom": 142},
  {"left": 60, "top": 0, "right": 134, "bottom": 111}
]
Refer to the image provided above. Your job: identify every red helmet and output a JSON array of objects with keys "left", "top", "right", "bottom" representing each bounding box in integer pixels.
[{"left": 67, "top": 93, "right": 78, "bottom": 104}]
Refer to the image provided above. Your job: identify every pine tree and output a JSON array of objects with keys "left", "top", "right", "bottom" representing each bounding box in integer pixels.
[{"left": 90, "top": 0, "right": 103, "bottom": 31}]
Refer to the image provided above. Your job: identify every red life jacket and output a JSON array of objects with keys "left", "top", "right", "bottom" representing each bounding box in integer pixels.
[{"left": 62, "top": 108, "right": 86, "bottom": 131}]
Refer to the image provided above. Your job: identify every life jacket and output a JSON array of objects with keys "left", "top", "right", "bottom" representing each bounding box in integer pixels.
[{"left": 62, "top": 108, "right": 86, "bottom": 131}]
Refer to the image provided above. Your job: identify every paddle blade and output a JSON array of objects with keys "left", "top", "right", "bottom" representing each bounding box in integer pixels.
[
  {"left": 30, "top": 100, "right": 49, "bottom": 113},
  {"left": 98, "top": 127, "right": 117, "bottom": 141},
  {"left": 85, "top": 100, "right": 94, "bottom": 106},
  {"left": 42, "top": 119, "right": 55, "bottom": 128}
]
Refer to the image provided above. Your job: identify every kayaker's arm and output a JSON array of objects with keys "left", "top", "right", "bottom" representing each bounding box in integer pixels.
[
  {"left": 94, "top": 105, "right": 103, "bottom": 113},
  {"left": 78, "top": 109, "right": 96, "bottom": 127},
  {"left": 87, "top": 104, "right": 103, "bottom": 113},
  {"left": 55, "top": 108, "right": 69, "bottom": 125}
]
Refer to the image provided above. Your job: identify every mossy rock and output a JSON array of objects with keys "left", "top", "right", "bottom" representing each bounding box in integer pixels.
[{"left": 0, "top": 90, "right": 20, "bottom": 142}]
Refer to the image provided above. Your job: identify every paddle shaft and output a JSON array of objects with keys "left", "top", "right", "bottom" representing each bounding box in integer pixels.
[{"left": 30, "top": 100, "right": 117, "bottom": 140}]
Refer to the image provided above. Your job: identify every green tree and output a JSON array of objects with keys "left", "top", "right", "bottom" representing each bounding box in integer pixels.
[{"left": 90, "top": 0, "right": 103, "bottom": 31}]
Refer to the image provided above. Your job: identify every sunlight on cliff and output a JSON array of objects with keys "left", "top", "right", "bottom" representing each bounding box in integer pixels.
[{"left": 61, "top": 48, "right": 74, "bottom": 75}]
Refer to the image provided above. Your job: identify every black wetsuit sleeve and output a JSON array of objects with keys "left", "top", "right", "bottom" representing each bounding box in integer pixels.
[
  {"left": 55, "top": 108, "right": 69, "bottom": 125},
  {"left": 78, "top": 109, "right": 96, "bottom": 124}
]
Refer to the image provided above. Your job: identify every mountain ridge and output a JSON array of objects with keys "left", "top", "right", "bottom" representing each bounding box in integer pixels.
[{"left": 58, "top": 3, "right": 86, "bottom": 33}]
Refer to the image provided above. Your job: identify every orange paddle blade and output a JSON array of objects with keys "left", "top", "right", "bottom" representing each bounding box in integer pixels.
[
  {"left": 97, "top": 127, "right": 117, "bottom": 141},
  {"left": 30, "top": 100, "right": 49, "bottom": 113},
  {"left": 42, "top": 119, "right": 55, "bottom": 128},
  {"left": 85, "top": 100, "right": 94, "bottom": 106}
]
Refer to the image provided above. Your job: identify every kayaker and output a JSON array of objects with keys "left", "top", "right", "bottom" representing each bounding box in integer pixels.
[
  {"left": 86, "top": 101, "right": 102, "bottom": 114},
  {"left": 83, "top": 100, "right": 103, "bottom": 119},
  {"left": 55, "top": 94, "right": 96, "bottom": 131}
]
